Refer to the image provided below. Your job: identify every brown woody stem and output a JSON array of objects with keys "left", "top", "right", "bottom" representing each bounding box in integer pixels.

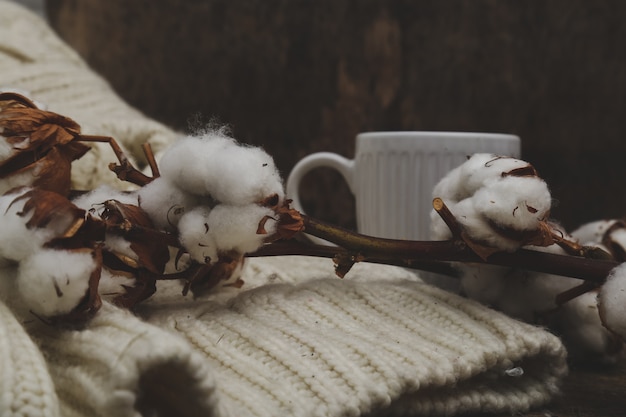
[{"left": 249, "top": 214, "right": 619, "bottom": 285}]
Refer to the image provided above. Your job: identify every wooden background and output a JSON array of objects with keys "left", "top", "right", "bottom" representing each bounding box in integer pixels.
[
  {"left": 47, "top": 0, "right": 626, "bottom": 233},
  {"left": 44, "top": 2, "right": 626, "bottom": 415}
]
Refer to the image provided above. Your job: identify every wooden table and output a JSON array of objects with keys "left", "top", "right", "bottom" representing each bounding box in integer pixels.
[{"left": 471, "top": 360, "right": 626, "bottom": 417}]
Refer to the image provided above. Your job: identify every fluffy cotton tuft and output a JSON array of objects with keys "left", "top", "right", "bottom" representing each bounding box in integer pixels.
[
  {"left": 432, "top": 154, "right": 533, "bottom": 203},
  {"left": 16, "top": 249, "right": 96, "bottom": 317},
  {"left": 72, "top": 185, "right": 139, "bottom": 213},
  {"left": 598, "top": 263, "right": 626, "bottom": 340},
  {"left": 177, "top": 206, "right": 218, "bottom": 264},
  {"left": 553, "top": 291, "right": 620, "bottom": 360},
  {"left": 137, "top": 177, "right": 203, "bottom": 231},
  {"left": 0, "top": 188, "right": 56, "bottom": 261},
  {"left": 570, "top": 220, "right": 619, "bottom": 245},
  {"left": 430, "top": 154, "right": 551, "bottom": 252},
  {"left": 472, "top": 176, "right": 551, "bottom": 231},
  {"left": 98, "top": 269, "right": 137, "bottom": 301},
  {"left": 158, "top": 133, "right": 284, "bottom": 205},
  {"left": 208, "top": 204, "right": 277, "bottom": 255}
]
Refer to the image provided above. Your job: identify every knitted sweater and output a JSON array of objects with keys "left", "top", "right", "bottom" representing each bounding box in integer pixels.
[{"left": 0, "top": 2, "right": 567, "bottom": 416}]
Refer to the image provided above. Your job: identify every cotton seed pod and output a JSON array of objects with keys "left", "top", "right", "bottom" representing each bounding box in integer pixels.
[
  {"left": 472, "top": 175, "right": 551, "bottom": 233},
  {"left": 137, "top": 177, "right": 203, "bottom": 232},
  {"left": 598, "top": 263, "right": 626, "bottom": 341},
  {"left": 177, "top": 206, "right": 218, "bottom": 264},
  {"left": 208, "top": 203, "right": 277, "bottom": 255},
  {"left": 158, "top": 133, "right": 285, "bottom": 205},
  {"left": 570, "top": 219, "right": 619, "bottom": 244},
  {"left": 432, "top": 153, "right": 535, "bottom": 203},
  {"left": 16, "top": 249, "right": 97, "bottom": 318},
  {"left": 0, "top": 187, "right": 85, "bottom": 262},
  {"left": 159, "top": 134, "right": 234, "bottom": 198},
  {"left": 553, "top": 290, "right": 623, "bottom": 361}
]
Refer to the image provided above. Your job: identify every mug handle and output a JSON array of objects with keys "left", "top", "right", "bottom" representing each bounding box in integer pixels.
[{"left": 285, "top": 152, "right": 355, "bottom": 245}]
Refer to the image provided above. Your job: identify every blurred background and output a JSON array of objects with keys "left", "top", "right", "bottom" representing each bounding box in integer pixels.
[{"left": 21, "top": 0, "right": 626, "bottom": 233}]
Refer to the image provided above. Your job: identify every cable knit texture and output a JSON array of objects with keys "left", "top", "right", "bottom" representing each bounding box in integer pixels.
[{"left": 0, "top": 2, "right": 568, "bottom": 416}]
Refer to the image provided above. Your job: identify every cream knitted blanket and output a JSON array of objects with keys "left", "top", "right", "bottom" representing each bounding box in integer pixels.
[{"left": 0, "top": 2, "right": 567, "bottom": 416}]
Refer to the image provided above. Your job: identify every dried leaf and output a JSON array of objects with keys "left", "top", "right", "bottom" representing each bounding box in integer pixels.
[
  {"left": 110, "top": 269, "right": 157, "bottom": 309},
  {"left": 0, "top": 92, "right": 38, "bottom": 110},
  {"left": 101, "top": 200, "right": 170, "bottom": 274},
  {"left": 267, "top": 199, "right": 305, "bottom": 241},
  {"left": 10, "top": 187, "right": 86, "bottom": 234},
  {"left": 0, "top": 107, "right": 81, "bottom": 152},
  {"left": 185, "top": 252, "right": 245, "bottom": 297},
  {"left": 46, "top": 247, "right": 103, "bottom": 326}
]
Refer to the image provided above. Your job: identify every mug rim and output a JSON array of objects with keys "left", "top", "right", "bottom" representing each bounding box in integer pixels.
[{"left": 357, "top": 131, "right": 519, "bottom": 141}]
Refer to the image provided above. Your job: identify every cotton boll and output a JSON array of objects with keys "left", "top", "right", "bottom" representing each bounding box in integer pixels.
[
  {"left": 472, "top": 176, "right": 551, "bottom": 232},
  {"left": 72, "top": 185, "right": 139, "bottom": 213},
  {"left": 0, "top": 189, "right": 55, "bottom": 261},
  {"left": 460, "top": 154, "right": 533, "bottom": 197},
  {"left": 570, "top": 220, "right": 618, "bottom": 244},
  {"left": 0, "top": 168, "right": 39, "bottom": 195},
  {"left": 433, "top": 198, "right": 523, "bottom": 251},
  {"left": 137, "top": 177, "right": 203, "bottom": 231},
  {"left": 177, "top": 206, "right": 218, "bottom": 264},
  {"left": 208, "top": 204, "right": 277, "bottom": 254},
  {"left": 431, "top": 154, "right": 532, "bottom": 203},
  {"left": 16, "top": 249, "right": 96, "bottom": 318},
  {"left": 552, "top": 291, "right": 622, "bottom": 361},
  {"left": 158, "top": 133, "right": 284, "bottom": 205},
  {"left": 103, "top": 234, "right": 137, "bottom": 263},
  {"left": 98, "top": 268, "right": 137, "bottom": 301},
  {"left": 0, "top": 135, "right": 15, "bottom": 161},
  {"left": 206, "top": 145, "right": 284, "bottom": 206},
  {"left": 598, "top": 263, "right": 626, "bottom": 341},
  {"left": 158, "top": 134, "right": 236, "bottom": 196}
]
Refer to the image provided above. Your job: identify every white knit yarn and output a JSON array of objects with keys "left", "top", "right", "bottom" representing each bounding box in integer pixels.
[
  {"left": 0, "top": 299, "right": 59, "bottom": 417},
  {"left": 140, "top": 257, "right": 567, "bottom": 417},
  {"left": 26, "top": 303, "right": 219, "bottom": 417},
  {"left": 0, "top": 0, "right": 179, "bottom": 191},
  {"left": 0, "top": 2, "right": 569, "bottom": 416}
]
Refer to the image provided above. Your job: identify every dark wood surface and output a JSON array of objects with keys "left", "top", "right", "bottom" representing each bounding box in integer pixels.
[
  {"left": 47, "top": 0, "right": 626, "bottom": 232},
  {"left": 473, "top": 360, "right": 626, "bottom": 417}
]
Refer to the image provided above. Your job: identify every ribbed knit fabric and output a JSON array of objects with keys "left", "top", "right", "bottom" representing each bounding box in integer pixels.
[
  {"left": 0, "top": 300, "right": 59, "bottom": 417},
  {"left": 27, "top": 303, "right": 220, "bottom": 417},
  {"left": 0, "top": 2, "right": 568, "bottom": 416},
  {"left": 139, "top": 257, "right": 567, "bottom": 417},
  {"left": 0, "top": 0, "right": 178, "bottom": 191}
]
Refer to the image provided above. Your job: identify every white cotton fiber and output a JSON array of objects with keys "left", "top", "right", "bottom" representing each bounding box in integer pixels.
[
  {"left": 554, "top": 291, "right": 619, "bottom": 360},
  {"left": 598, "top": 263, "right": 626, "bottom": 340},
  {"left": 177, "top": 206, "right": 218, "bottom": 264},
  {"left": 460, "top": 154, "right": 534, "bottom": 197},
  {"left": 0, "top": 188, "right": 56, "bottom": 261},
  {"left": 16, "top": 249, "right": 96, "bottom": 317},
  {"left": 159, "top": 134, "right": 235, "bottom": 196},
  {"left": 158, "top": 133, "right": 284, "bottom": 205},
  {"left": 0, "top": 165, "right": 38, "bottom": 195},
  {"left": 137, "top": 177, "right": 203, "bottom": 231},
  {"left": 472, "top": 176, "right": 551, "bottom": 231},
  {"left": 432, "top": 154, "right": 534, "bottom": 203},
  {"left": 208, "top": 203, "right": 276, "bottom": 255},
  {"left": 570, "top": 220, "right": 618, "bottom": 244},
  {"left": 205, "top": 145, "right": 284, "bottom": 206},
  {"left": 98, "top": 268, "right": 137, "bottom": 301},
  {"left": 72, "top": 185, "right": 139, "bottom": 213},
  {"left": 431, "top": 197, "right": 524, "bottom": 251},
  {"left": 0, "top": 135, "right": 16, "bottom": 161}
]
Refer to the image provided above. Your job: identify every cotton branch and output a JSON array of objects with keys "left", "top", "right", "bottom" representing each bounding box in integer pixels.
[{"left": 251, "top": 213, "right": 618, "bottom": 284}]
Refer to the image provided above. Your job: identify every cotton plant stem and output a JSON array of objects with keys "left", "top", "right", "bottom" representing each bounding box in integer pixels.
[{"left": 250, "top": 214, "right": 619, "bottom": 284}]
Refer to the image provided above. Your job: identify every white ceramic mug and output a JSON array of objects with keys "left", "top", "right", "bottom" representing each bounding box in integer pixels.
[{"left": 286, "top": 131, "right": 520, "bottom": 243}]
